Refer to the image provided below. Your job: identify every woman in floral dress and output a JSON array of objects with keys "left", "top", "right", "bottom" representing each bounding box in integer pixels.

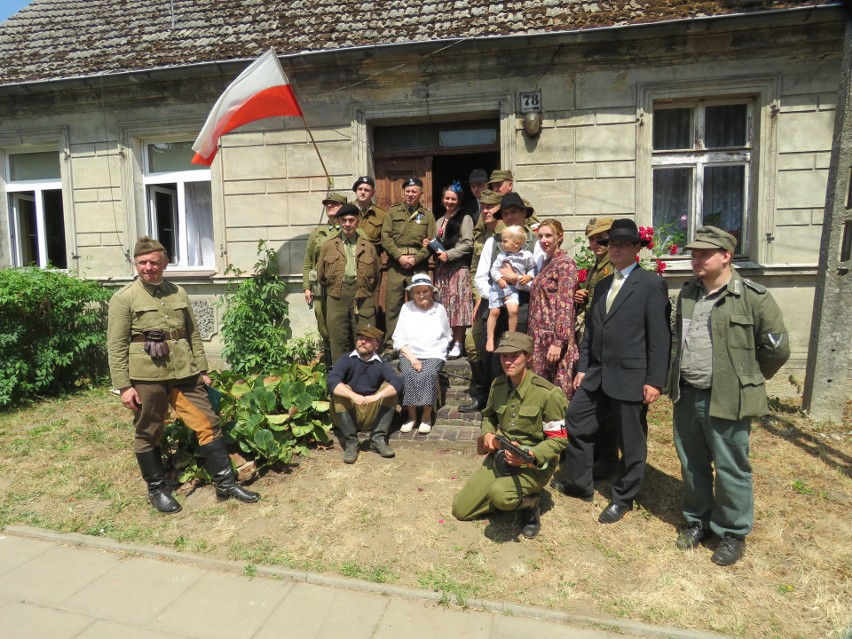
[
  {"left": 426, "top": 182, "right": 473, "bottom": 358},
  {"left": 528, "top": 218, "right": 580, "bottom": 399}
]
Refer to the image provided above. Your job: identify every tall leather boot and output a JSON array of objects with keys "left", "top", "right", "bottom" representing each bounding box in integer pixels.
[
  {"left": 369, "top": 406, "right": 396, "bottom": 458},
  {"left": 135, "top": 448, "right": 181, "bottom": 514},
  {"left": 336, "top": 410, "right": 360, "bottom": 464},
  {"left": 200, "top": 438, "right": 260, "bottom": 502},
  {"left": 518, "top": 493, "right": 541, "bottom": 539}
]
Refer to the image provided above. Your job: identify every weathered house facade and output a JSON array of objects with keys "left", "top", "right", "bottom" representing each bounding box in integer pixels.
[{"left": 0, "top": 0, "right": 846, "bottom": 371}]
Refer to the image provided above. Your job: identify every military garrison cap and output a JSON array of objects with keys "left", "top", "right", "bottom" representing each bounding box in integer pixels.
[
  {"left": 493, "top": 331, "right": 533, "bottom": 355},
  {"left": 402, "top": 177, "right": 423, "bottom": 188},
  {"left": 487, "top": 169, "right": 514, "bottom": 185},
  {"left": 322, "top": 192, "right": 348, "bottom": 206},
  {"left": 479, "top": 189, "right": 503, "bottom": 205},
  {"left": 685, "top": 226, "right": 737, "bottom": 253},
  {"left": 356, "top": 324, "right": 384, "bottom": 341},
  {"left": 586, "top": 217, "right": 614, "bottom": 238},
  {"left": 134, "top": 236, "right": 166, "bottom": 257}
]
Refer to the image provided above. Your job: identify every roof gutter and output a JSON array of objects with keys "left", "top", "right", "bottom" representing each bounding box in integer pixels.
[{"left": 0, "top": 3, "right": 844, "bottom": 92}]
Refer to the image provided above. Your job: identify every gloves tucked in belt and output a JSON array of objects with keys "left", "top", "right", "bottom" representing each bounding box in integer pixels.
[{"left": 142, "top": 330, "right": 170, "bottom": 358}]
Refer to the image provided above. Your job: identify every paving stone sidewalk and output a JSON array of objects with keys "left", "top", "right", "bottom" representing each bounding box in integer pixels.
[{"left": 0, "top": 526, "right": 731, "bottom": 639}]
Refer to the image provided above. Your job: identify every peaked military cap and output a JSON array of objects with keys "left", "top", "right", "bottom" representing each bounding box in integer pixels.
[
  {"left": 322, "top": 192, "right": 348, "bottom": 206},
  {"left": 685, "top": 225, "right": 737, "bottom": 253},
  {"left": 493, "top": 331, "right": 534, "bottom": 354},
  {"left": 487, "top": 169, "right": 514, "bottom": 185},
  {"left": 134, "top": 236, "right": 166, "bottom": 257}
]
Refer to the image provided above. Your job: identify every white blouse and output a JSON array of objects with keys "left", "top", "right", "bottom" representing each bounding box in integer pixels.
[{"left": 392, "top": 300, "right": 452, "bottom": 360}]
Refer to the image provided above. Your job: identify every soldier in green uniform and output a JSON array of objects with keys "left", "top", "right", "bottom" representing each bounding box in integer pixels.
[
  {"left": 352, "top": 176, "right": 385, "bottom": 251},
  {"left": 380, "top": 176, "right": 436, "bottom": 355},
  {"left": 452, "top": 331, "right": 569, "bottom": 539},
  {"left": 461, "top": 189, "right": 504, "bottom": 412},
  {"left": 303, "top": 192, "right": 346, "bottom": 367},
  {"left": 668, "top": 226, "right": 789, "bottom": 566},
  {"left": 107, "top": 237, "right": 259, "bottom": 514},
  {"left": 318, "top": 204, "right": 380, "bottom": 364}
]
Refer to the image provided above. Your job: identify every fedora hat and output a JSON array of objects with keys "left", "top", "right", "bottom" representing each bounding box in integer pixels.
[{"left": 599, "top": 219, "right": 648, "bottom": 246}]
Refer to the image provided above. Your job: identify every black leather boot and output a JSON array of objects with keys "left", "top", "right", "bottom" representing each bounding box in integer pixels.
[
  {"left": 519, "top": 493, "right": 541, "bottom": 539},
  {"left": 369, "top": 407, "right": 396, "bottom": 458},
  {"left": 200, "top": 438, "right": 260, "bottom": 503},
  {"left": 336, "top": 410, "right": 360, "bottom": 463},
  {"left": 135, "top": 448, "right": 181, "bottom": 514}
]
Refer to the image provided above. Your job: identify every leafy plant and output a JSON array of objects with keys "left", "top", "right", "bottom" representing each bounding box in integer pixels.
[
  {"left": 163, "top": 363, "right": 332, "bottom": 479},
  {"left": 218, "top": 240, "right": 292, "bottom": 375},
  {"left": 0, "top": 267, "right": 111, "bottom": 408}
]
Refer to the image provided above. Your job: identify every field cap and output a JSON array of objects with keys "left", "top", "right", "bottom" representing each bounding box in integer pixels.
[
  {"left": 586, "top": 217, "right": 614, "bottom": 238},
  {"left": 356, "top": 324, "right": 384, "bottom": 341},
  {"left": 487, "top": 169, "right": 513, "bottom": 185},
  {"left": 685, "top": 226, "right": 736, "bottom": 253},
  {"left": 405, "top": 272, "right": 437, "bottom": 292},
  {"left": 322, "top": 192, "right": 348, "bottom": 206},
  {"left": 493, "top": 331, "right": 534, "bottom": 354},
  {"left": 134, "top": 236, "right": 166, "bottom": 256},
  {"left": 479, "top": 189, "right": 503, "bottom": 205}
]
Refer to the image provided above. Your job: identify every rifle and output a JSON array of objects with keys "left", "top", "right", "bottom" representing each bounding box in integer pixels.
[{"left": 494, "top": 433, "right": 536, "bottom": 466}]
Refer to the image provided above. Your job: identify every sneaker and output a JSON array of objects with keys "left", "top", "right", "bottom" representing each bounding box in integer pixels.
[
  {"left": 400, "top": 420, "right": 416, "bottom": 433},
  {"left": 417, "top": 422, "right": 432, "bottom": 434},
  {"left": 447, "top": 341, "right": 462, "bottom": 359},
  {"left": 711, "top": 536, "right": 745, "bottom": 566}
]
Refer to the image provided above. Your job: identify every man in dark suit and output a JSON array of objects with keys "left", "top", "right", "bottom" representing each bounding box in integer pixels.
[{"left": 551, "top": 218, "right": 671, "bottom": 524}]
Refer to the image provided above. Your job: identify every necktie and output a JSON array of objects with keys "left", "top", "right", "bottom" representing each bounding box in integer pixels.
[{"left": 605, "top": 271, "right": 624, "bottom": 313}]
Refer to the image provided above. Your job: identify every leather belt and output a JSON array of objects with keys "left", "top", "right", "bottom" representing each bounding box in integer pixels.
[{"left": 131, "top": 328, "right": 187, "bottom": 342}]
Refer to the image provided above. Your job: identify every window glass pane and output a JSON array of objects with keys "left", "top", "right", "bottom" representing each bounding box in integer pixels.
[
  {"left": 147, "top": 142, "right": 205, "bottom": 173},
  {"left": 184, "top": 182, "right": 214, "bottom": 267},
  {"left": 438, "top": 126, "right": 497, "bottom": 148},
  {"left": 653, "top": 108, "right": 692, "bottom": 150},
  {"left": 702, "top": 165, "right": 744, "bottom": 252},
  {"left": 374, "top": 127, "right": 435, "bottom": 153},
  {"left": 9, "top": 152, "right": 60, "bottom": 181},
  {"left": 705, "top": 104, "right": 747, "bottom": 148},
  {"left": 653, "top": 168, "right": 692, "bottom": 250},
  {"left": 43, "top": 189, "right": 67, "bottom": 269},
  {"left": 11, "top": 193, "right": 37, "bottom": 265},
  {"left": 149, "top": 185, "right": 178, "bottom": 262}
]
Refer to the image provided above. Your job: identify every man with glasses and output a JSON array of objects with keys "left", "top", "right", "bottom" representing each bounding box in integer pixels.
[{"left": 327, "top": 325, "right": 403, "bottom": 463}]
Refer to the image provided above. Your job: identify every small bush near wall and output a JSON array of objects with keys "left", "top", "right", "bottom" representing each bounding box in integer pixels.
[
  {"left": 0, "top": 267, "right": 111, "bottom": 408},
  {"left": 218, "top": 240, "right": 292, "bottom": 375}
]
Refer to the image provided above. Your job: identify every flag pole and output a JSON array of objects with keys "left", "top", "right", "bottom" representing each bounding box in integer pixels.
[{"left": 301, "top": 117, "right": 333, "bottom": 191}]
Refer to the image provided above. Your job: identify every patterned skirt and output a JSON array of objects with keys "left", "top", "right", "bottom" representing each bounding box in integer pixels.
[
  {"left": 528, "top": 327, "right": 578, "bottom": 401},
  {"left": 434, "top": 262, "right": 473, "bottom": 328},
  {"left": 399, "top": 357, "right": 444, "bottom": 406}
]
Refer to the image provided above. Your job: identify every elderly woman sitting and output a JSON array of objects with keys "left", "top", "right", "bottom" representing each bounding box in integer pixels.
[{"left": 392, "top": 273, "right": 452, "bottom": 434}]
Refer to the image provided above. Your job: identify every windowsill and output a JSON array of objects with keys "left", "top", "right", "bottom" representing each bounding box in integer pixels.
[
  {"left": 655, "top": 257, "right": 819, "bottom": 277},
  {"left": 163, "top": 269, "right": 217, "bottom": 279}
]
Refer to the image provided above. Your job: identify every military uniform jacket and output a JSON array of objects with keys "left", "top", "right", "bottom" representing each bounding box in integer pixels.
[
  {"left": 583, "top": 254, "right": 613, "bottom": 310},
  {"left": 358, "top": 204, "right": 386, "bottom": 251},
  {"left": 482, "top": 371, "right": 569, "bottom": 466},
  {"left": 107, "top": 279, "right": 208, "bottom": 390},
  {"left": 302, "top": 224, "right": 338, "bottom": 294},
  {"left": 317, "top": 233, "right": 380, "bottom": 300},
  {"left": 381, "top": 203, "right": 436, "bottom": 265},
  {"left": 667, "top": 270, "right": 790, "bottom": 420}
]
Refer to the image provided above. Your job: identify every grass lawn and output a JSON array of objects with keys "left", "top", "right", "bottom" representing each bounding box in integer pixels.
[{"left": 0, "top": 387, "right": 849, "bottom": 639}]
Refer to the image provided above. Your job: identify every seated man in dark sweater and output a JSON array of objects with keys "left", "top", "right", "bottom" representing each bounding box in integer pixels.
[{"left": 327, "top": 324, "right": 404, "bottom": 463}]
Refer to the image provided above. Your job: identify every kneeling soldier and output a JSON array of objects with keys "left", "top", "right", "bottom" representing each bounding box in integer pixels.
[{"left": 452, "top": 332, "right": 568, "bottom": 538}]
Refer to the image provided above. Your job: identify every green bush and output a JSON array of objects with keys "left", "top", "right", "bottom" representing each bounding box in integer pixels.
[
  {"left": 0, "top": 267, "right": 111, "bottom": 407},
  {"left": 218, "top": 240, "right": 292, "bottom": 375}
]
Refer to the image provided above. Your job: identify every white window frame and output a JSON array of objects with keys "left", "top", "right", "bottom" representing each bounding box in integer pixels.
[
  {"left": 4, "top": 151, "right": 66, "bottom": 268},
  {"left": 651, "top": 100, "right": 753, "bottom": 255},
  {"left": 637, "top": 76, "right": 780, "bottom": 266},
  {"left": 141, "top": 141, "right": 213, "bottom": 270}
]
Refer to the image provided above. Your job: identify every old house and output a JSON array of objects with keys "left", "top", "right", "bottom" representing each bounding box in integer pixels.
[{"left": 0, "top": 0, "right": 846, "bottom": 371}]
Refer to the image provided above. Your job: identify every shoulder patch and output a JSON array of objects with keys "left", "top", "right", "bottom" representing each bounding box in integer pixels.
[{"left": 743, "top": 278, "right": 766, "bottom": 294}]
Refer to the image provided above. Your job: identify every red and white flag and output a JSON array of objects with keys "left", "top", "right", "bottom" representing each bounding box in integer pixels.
[{"left": 191, "top": 49, "right": 303, "bottom": 165}]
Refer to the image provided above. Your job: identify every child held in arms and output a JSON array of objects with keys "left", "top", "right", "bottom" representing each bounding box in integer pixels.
[{"left": 486, "top": 225, "right": 535, "bottom": 352}]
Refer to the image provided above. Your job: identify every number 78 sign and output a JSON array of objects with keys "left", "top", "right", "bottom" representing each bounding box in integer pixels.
[{"left": 520, "top": 91, "right": 542, "bottom": 113}]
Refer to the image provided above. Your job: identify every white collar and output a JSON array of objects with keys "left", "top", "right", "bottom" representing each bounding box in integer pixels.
[{"left": 349, "top": 350, "right": 382, "bottom": 362}]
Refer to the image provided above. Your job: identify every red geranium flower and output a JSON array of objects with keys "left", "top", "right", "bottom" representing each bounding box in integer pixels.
[
  {"left": 669, "top": 244, "right": 679, "bottom": 255},
  {"left": 578, "top": 268, "right": 588, "bottom": 283}
]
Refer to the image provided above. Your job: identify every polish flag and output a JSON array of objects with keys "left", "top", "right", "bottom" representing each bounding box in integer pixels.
[{"left": 191, "top": 49, "right": 303, "bottom": 165}]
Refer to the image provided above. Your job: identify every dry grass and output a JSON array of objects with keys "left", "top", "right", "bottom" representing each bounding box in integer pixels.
[{"left": 0, "top": 388, "right": 850, "bottom": 639}]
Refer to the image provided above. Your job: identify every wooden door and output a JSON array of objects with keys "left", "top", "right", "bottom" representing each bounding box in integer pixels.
[{"left": 375, "top": 156, "right": 433, "bottom": 212}]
